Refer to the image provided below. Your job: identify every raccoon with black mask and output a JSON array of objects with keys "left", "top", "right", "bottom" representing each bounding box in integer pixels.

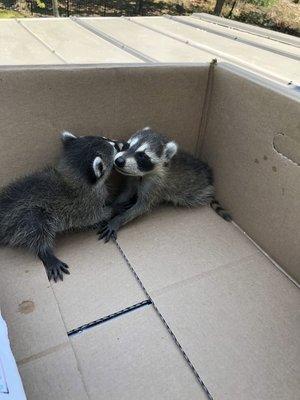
[
  {"left": 99, "top": 127, "right": 231, "bottom": 242},
  {"left": 0, "top": 132, "right": 117, "bottom": 282}
]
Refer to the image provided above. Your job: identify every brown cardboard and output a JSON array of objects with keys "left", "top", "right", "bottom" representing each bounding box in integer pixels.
[
  {"left": 0, "top": 65, "right": 208, "bottom": 186},
  {"left": 200, "top": 64, "right": 300, "bottom": 282},
  {"left": 0, "top": 59, "right": 299, "bottom": 400},
  {"left": 71, "top": 306, "right": 206, "bottom": 400},
  {"left": 117, "top": 206, "right": 258, "bottom": 294},
  {"left": 52, "top": 231, "right": 146, "bottom": 331},
  {"left": 153, "top": 253, "right": 300, "bottom": 400},
  {"left": 273, "top": 132, "right": 300, "bottom": 165},
  {"left": 19, "top": 344, "right": 89, "bottom": 400},
  {"left": 0, "top": 246, "right": 68, "bottom": 362}
]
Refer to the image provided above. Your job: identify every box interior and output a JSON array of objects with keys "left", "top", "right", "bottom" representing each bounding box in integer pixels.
[{"left": 0, "top": 64, "right": 299, "bottom": 400}]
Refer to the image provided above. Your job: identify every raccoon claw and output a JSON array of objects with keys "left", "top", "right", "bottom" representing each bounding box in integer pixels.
[
  {"left": 98, "top": 223, "right": 117, "bottom": 243},
  {"left": 47, "top": 261, "right": 70, "bottom": 282}
]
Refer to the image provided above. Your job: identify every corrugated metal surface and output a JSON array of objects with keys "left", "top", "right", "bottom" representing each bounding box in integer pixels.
[
  {"left": 0, "top": 14, "right": 299, "bottom": 84},
  {"left": 0, "top": 20, "right": 64, "bottom": 65},
  {"left": 193, "top": 13, "right": 300, "bottom": 47}
]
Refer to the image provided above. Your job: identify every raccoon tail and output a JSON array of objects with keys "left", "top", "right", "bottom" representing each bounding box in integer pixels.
[{"left": 210, "top": 200, "right": 232, "bottom": 221}]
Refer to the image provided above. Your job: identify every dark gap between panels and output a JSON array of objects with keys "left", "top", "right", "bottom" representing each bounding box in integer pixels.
[{"left": 67, "top": 299, "right": 152, "bottom": 336}]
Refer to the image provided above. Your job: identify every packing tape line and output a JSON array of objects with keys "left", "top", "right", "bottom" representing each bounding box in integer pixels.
[
  {"left": 67, "top": 299, "right": 152, "bottom": 336},
  {"left": 114, "top": 239, "right": 214, "bottom": 400}
]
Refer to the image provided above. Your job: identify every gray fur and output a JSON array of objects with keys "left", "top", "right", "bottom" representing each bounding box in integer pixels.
[
  {"left": 99, "top": 128, "right": 230, "bottom": 242},
  {"left": 0, "top": 133, "right": 116, "bottom": 282}
]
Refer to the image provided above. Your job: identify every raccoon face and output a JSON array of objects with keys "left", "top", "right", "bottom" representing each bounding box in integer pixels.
[
  {"left": 61, "top": 131, "right": 116, "bottom": 185},
  {"left": 114, "top": 127, "right": 178, "bottom": 177}
]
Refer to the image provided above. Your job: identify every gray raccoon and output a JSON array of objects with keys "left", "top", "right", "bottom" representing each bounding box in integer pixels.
[
  {"left": 0, "top": 132, "right": 117, "bottom": 282},
  {"left": 99, "top": 127, "right": 231, "bottom": 242}
]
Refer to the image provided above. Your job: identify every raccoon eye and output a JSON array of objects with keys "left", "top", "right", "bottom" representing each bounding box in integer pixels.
[
  {"left": 122, "top": 142, "right": 130, "bottom": 151},
  {"left": 136, "top": 152, "right": 147, "bottom": 160}
]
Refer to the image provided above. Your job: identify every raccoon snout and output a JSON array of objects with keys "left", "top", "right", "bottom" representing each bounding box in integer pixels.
[{"left": 115, "top": 156, "right": 126, "bottom": 168}]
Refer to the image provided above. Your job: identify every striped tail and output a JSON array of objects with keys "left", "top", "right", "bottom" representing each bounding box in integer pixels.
[{"left": 210, "top": 200, "right": 232, "bottom": 221}]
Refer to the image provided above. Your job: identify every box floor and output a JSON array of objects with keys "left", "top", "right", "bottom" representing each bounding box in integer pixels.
[{"left": 0, "top": 206, "right": 299, "bottom": 400}]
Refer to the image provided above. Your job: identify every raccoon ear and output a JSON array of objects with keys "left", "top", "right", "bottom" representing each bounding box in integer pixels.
[
  {"left": 106, "top": 140, "right": 124, "bottom": 153},
  {"left": 114, "top": 140, "right": 129, "bottom": 152},
  {"left": 164, "top": 141, "right": 178, "bottom": 161},
  {"left": 92, "top": 156, "right": 103, "bottom": 179},
  {"left": 61, "top": 131, "right": 77, "bottom": 143}
]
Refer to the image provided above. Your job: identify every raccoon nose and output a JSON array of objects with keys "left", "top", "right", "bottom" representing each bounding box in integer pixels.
[{"left": 115, "top": 156, "right": 126, "bottom": 168}]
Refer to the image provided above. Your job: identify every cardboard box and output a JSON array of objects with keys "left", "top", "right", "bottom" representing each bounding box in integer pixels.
[{"left": 0, "top": 36, "right": 299, "bottom": 400}]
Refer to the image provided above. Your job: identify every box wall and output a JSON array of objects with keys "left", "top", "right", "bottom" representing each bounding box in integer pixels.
[
  {"left": 0, "top": 65, "right": 209, "bottom": 186},
  {"left": 1, "top": 63, "right": 299, "bottom": 282},
  {"left": 201, "top": 64, "right": 300, "bottom": 282}
]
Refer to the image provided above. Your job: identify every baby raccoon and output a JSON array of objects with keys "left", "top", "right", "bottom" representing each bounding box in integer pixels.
[
  {"left": 0, "top": 132, "right": 118, "bottom": 282},
  {"left": 99, "top": 127, "right": 230, "bottom": 242}
]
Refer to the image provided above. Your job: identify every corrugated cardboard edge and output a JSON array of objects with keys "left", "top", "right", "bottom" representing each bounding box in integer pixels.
[
  {"left": 0, "top": 62, "right": 210, "bottom": 71},
  {"left": 196, "top": 58, "right": 217, "bottom": 156}
]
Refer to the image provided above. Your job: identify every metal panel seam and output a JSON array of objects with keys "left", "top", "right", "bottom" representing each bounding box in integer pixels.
[
  {"left": 71, "top": 17, "right": 156, "bottom": 63},
  {"left": 165, "top": 15, "right": 300, "bottom": 62},
  {"left": 16, "top": 19, "right": 67, "bottom": 64},
  {"left": 192, "top": 14, "right": 300, "bottom": 48},
  {"left": 124, "top": 16, "right": 218, "bottom": 59},
  {"left": 136, "top": 16, "right": 294, "bottom": 85}
]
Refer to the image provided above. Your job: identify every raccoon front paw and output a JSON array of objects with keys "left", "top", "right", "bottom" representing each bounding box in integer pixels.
[
  {"left": 46, "top": 260, "right": 70, "bottom": 282},
  {"left": 97, "top": 221, "right": 118, "bottom": 243}
]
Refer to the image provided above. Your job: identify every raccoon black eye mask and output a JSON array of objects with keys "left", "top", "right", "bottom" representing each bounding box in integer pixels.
[
  {"left": 98, "top": 126, "right": 230, "bottom": 242},
  {"left": 0, "top": 132, "right": 120, "bottom": 282}
]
